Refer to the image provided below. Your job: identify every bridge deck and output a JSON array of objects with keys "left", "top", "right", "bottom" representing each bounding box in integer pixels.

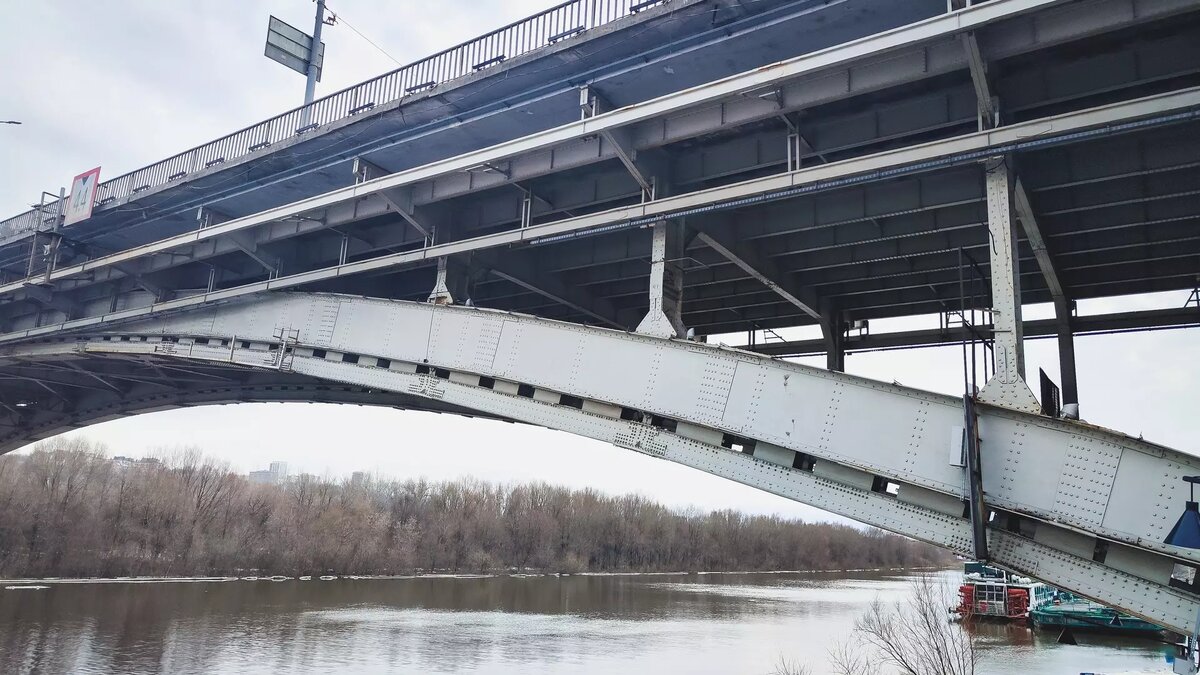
[
  {"left": 0, "top": 0, "right": 942, "bottom": 266},
  {"left": 1, "top": 0, "right": 1196, "bottom": 344}
]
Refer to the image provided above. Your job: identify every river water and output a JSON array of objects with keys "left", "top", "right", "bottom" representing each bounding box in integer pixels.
[{"left": 0, "top": 571, "right": 1178, "bottom": 674}]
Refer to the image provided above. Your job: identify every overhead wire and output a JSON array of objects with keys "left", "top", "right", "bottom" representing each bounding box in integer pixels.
[{"left": 323, "top": 4, "right": 404, "bottom": 67}]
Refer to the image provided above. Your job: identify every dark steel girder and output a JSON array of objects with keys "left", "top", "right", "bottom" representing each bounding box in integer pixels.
[{"left": 739, "top": 306, "right": 1200, "bottom": 358}]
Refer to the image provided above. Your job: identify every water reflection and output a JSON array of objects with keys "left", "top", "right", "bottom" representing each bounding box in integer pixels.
[{"left": 0, "top": 572, "right": 1176, "bottom": 674}]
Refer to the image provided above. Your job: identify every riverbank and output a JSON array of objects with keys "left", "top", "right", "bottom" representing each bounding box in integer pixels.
[{"left": 1, "top": 565, "right": 948, "bottom": 587}]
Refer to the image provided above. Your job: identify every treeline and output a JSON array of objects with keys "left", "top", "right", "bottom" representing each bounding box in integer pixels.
[{"left": 0, "top": 440, "right": 949, "bottom": 578}]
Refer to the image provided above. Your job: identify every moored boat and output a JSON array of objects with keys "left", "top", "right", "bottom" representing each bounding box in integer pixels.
[
  {"left": 955, "top": 562, "right": 1054, "bottom": 622},
  {"left": 1030, "top": 594, "right": 1165, "bottom": 635}
]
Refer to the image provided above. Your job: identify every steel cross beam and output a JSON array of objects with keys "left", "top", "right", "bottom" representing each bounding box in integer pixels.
[{"left": 2, "top": 87, "right": 1198, "bottom": 344}]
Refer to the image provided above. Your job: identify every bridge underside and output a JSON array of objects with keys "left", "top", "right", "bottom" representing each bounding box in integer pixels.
[
  {"left": 2, "top": 0, "right": 1198, "bottom": 347},
  {"left": 0, "top": 350, "right": 508, "bottom": 449}
]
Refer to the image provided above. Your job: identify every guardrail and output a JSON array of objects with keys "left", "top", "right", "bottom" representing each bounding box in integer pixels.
[{"left": 0, "top": 0, "right": 668, "bottom": 243}]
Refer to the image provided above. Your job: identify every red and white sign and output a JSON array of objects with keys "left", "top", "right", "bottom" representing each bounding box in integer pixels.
[{"left": 63, "top": 166, "right": 102, "bottom": 226}]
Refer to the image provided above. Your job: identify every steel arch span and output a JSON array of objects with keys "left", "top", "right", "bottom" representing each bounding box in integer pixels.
[{"left": 3, "top": 291, "right": 1199, "bottom": 632}]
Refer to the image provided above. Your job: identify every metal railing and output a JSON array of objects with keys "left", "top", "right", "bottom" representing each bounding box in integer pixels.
[{"left": 0, "top": 0, "right": 668, "bottom": 243}]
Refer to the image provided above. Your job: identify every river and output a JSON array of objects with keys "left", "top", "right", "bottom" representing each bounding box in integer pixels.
[{"left": 0, "top": 570, "right": 1178, "bottom": 674}]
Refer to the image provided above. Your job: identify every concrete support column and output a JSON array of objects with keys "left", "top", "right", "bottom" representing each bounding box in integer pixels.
[
  {"left": 822, "top": 304, "right": 845, "bottom": 372},
  {"left": 1055, "top": 295, "right": 1079, "bottom": 413},
  {"left": 427, "top": 256, "right": 470, "bottom": 305},
  {"left": 636, "top": 220, "right": 687, "bottom": 339},
  {"left": 978, "top": 157, "right": 1040, "bottom": 412}
]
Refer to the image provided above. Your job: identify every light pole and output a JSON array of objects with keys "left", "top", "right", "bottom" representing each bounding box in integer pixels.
[{"left": 304, "top": 1, "right": 327, "bottom": 107}]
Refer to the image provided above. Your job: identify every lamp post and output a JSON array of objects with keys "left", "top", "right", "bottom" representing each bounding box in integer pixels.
[{"left": 304, "top": 1, "right": 327, "bottom": 107}]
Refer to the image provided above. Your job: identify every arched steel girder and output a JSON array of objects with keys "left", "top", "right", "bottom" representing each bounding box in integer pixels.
[
  {"left": 0, "top": 358, "right": 509, "bottom": 453},
  {"left": 2, "top": 291, "right": 1200, "bottom": 633}
]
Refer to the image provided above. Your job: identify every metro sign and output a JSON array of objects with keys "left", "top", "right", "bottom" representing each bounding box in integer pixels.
[{"left": 63, "top": 166, "right": 101, "bottom": 226}]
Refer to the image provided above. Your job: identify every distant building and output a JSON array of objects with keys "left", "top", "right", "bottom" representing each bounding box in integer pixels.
[
  {"left": 248, "top": 461, "right": 289, "bottom": 485},
  {"left": 351, "top": 471, "right": 369, "bottom": 487},
  {"left": 112, "top": 456, "right": 160, "bottom": 470}
]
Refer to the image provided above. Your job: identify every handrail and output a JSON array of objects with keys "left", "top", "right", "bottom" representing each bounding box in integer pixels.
[{"left": 0, "top": 0, "right": 667, "bottom": 242}]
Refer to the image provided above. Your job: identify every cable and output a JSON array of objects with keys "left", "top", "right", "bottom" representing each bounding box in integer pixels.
[{"left": 324, "top": 5, "right": 403, "bottom": 67}]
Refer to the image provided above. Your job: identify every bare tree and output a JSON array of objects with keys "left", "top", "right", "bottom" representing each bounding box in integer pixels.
[
  {"left": 0, "top": 440, "right": 951, "bottom": 578},
  {"left": 832, "top": 573, "right": 976, "bottom": 675},
  {"left": 827, "top": 640, "right": 884, "bottom": 675},
  {"left": 768, "top": 656, "right": 811, "bottom": 675}
]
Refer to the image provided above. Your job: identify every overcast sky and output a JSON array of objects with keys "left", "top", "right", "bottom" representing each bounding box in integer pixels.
[{"left": 1, "top": 1, "right": 1197, "bottom": 523}]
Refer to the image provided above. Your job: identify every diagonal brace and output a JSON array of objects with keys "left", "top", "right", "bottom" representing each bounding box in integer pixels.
[
  {"left": 601, "top": 126, "right": 653, "bottom": 197},
  {"left": 692, "top": 220, "right": 821, "bottom": 321},
  {"left": 380, "top": 187, "right": 434, "bottom": 239},
  {"left": 226, "top": 232, "right": 278, "bottom": 275},
  {"left": 477, "top": 250, "right": 624, "bottom": 329}
]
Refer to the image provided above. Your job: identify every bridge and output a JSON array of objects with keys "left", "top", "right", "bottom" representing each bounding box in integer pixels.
[{"left": 3, "top": 0, "right": 1200, "bottom": 641}]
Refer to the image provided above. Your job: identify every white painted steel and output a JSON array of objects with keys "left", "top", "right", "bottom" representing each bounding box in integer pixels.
[
  {"left": 635, "top": 222, "right": 686, "bottom": 338},
  {"left": 978, "top": 156, "right": 1040, "bottom": 411},
  {"left": 6, "top": 290, "right": 1200, "bottom": 632}
]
